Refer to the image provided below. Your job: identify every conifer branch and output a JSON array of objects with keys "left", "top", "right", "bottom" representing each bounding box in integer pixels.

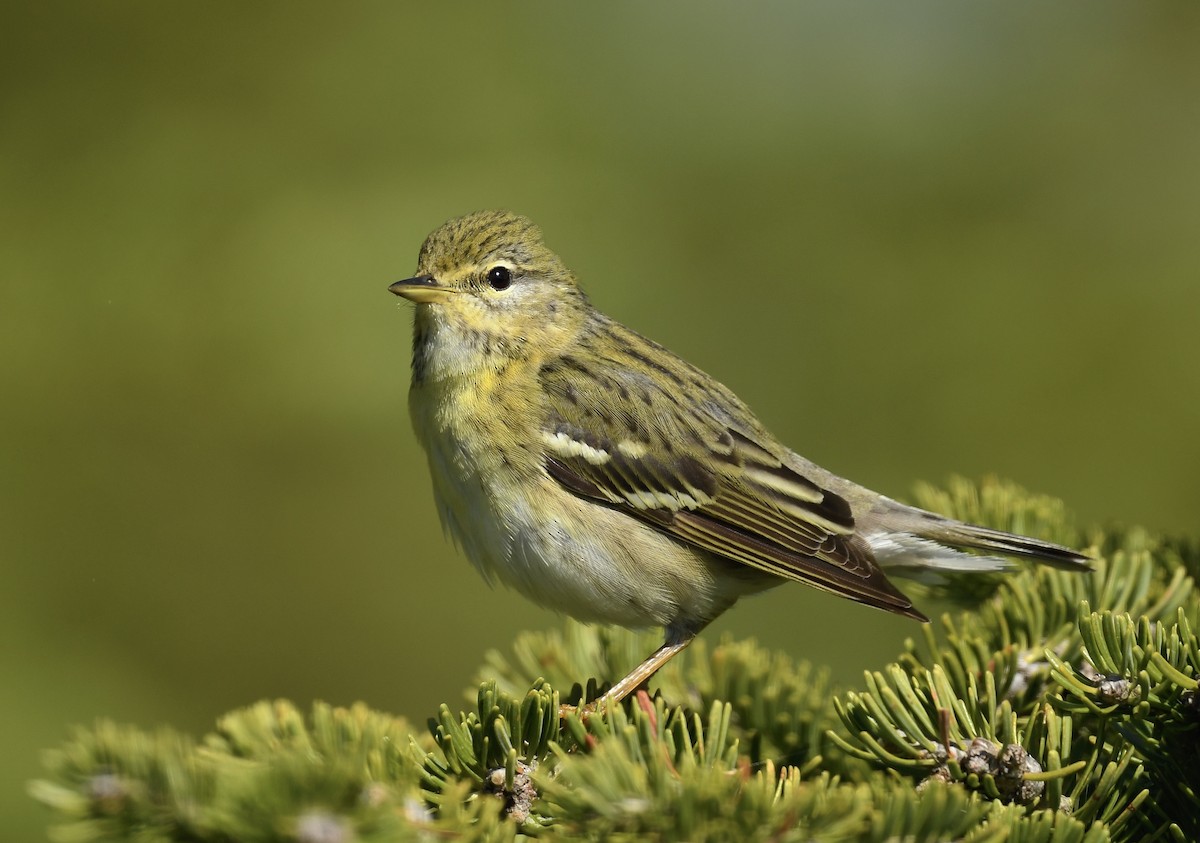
[{"left": 29, "top": 479, "right": 1200, "bottom": 841}]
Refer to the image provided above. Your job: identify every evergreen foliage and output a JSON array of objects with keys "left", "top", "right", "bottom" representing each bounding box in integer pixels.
[{"left": 30, "top": 479, "right": 1200, "bottom": 841}]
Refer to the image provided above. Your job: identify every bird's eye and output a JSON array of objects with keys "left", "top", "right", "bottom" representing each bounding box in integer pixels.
[{"left": 486, "top": 266, "right": 512, "bottom": 291}]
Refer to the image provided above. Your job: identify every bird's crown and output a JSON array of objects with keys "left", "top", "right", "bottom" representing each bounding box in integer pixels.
[{"left": 416, "top": 209, "right": 573, "bottom": 287}]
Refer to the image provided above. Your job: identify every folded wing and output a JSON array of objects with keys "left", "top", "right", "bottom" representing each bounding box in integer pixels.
[{"left": 538, "top": 362, "right": 926, "bottom": 621}]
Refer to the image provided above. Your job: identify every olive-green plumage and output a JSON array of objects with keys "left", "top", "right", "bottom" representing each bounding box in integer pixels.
[{"left": 390, "top": 210, "right": 1090, "bottom": 707}]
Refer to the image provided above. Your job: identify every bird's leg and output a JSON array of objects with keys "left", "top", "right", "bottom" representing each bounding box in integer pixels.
[{"left": 558, "top": 623, "right": 708, "bottom": 721}]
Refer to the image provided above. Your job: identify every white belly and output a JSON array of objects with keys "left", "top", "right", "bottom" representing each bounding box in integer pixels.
[{"left": 417, "top": 423, "right": 759, "bottom": 629}]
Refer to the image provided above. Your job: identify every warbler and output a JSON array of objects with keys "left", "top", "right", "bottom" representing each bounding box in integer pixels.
[{"left": 389, "top": 210, "right": 1090, "bottom": 708}]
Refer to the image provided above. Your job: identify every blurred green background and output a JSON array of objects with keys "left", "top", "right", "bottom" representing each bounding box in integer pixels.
[{"left": 3, "top": 2, "right": 1199, "bottom": 837}]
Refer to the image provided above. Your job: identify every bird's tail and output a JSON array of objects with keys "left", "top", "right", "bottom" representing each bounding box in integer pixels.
[
  {"left": 921, "top": 518, "right": 1091, "bottom": 570},
  {"left": 865, "top": 501, "right": 1092, "bottom": 573}
]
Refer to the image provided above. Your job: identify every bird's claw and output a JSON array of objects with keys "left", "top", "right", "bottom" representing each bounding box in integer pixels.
[{"left": 558, "top": 700, "right": 601, "bottom": 722}]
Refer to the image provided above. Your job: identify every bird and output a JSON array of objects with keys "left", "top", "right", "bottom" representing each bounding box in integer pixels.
[{"left": 388, "top": 209, "right": 1090, "bottom": 712}]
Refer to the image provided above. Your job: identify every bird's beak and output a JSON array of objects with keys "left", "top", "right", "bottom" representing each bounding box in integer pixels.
[{"left": 388, "top": 275, "right": 455, "bottom": 304}]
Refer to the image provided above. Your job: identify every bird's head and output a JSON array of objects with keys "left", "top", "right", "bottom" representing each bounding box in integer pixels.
[{"left": 391, "top": 211, "right": 589, "bottom": 380}]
